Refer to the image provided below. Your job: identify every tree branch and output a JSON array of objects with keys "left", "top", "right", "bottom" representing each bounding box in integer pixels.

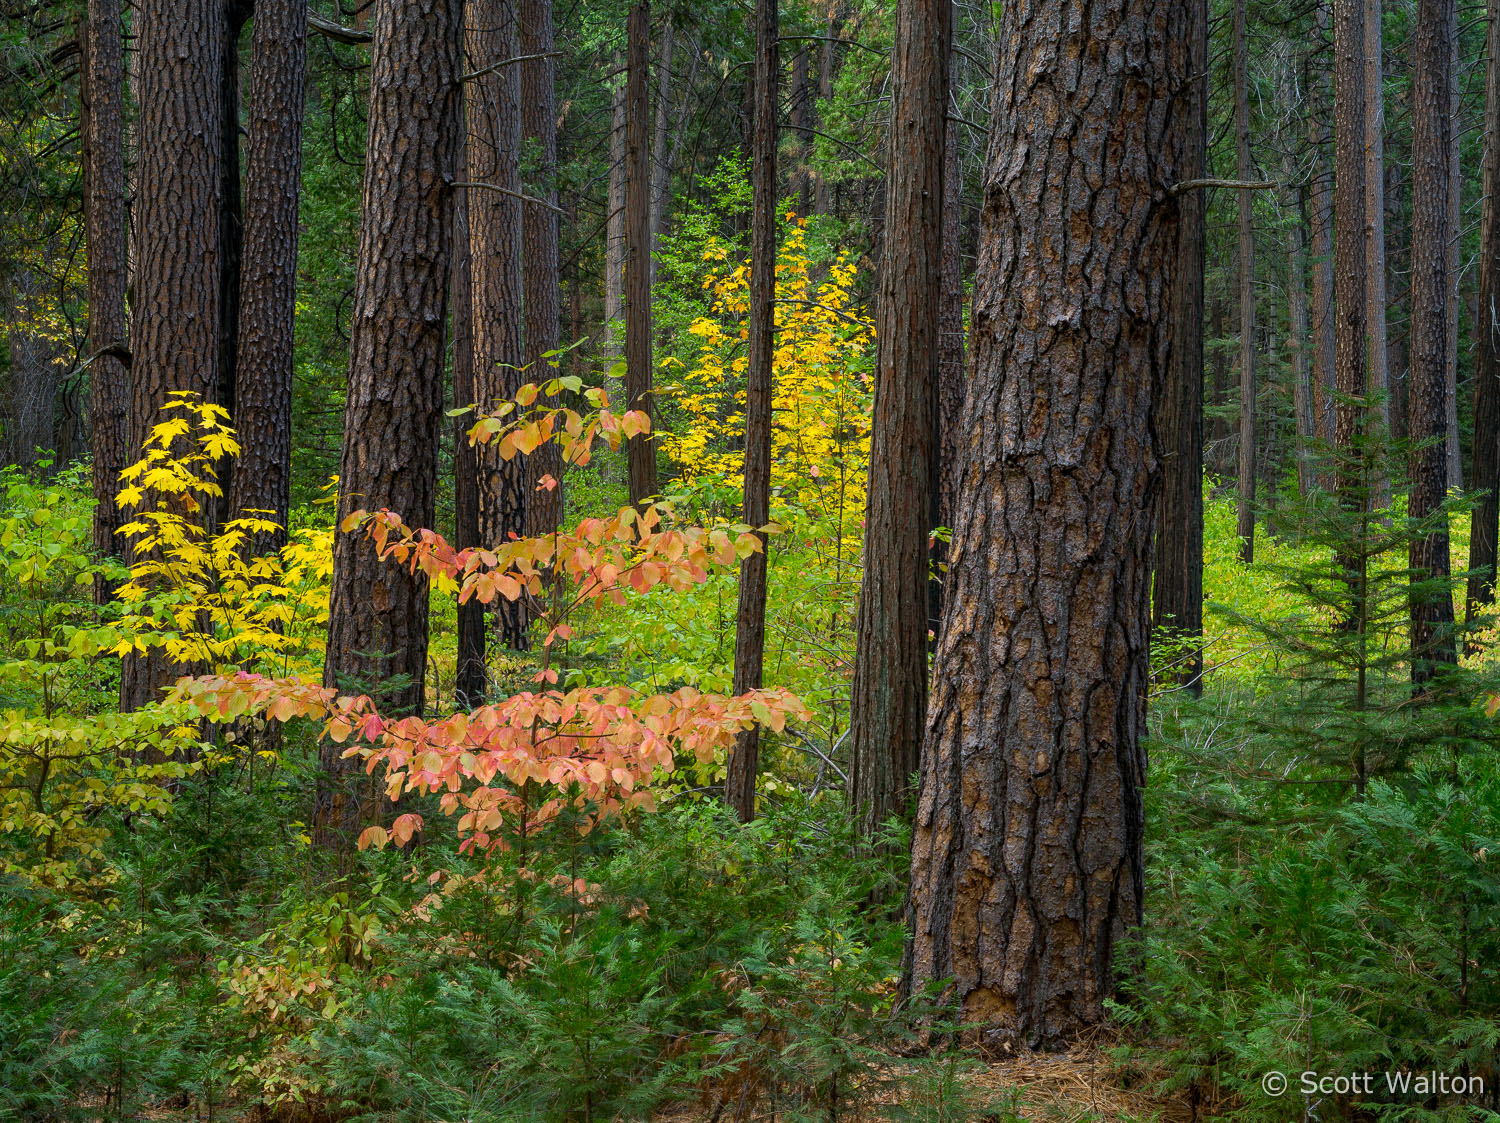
[
  {"left": 450, "top": 180, "right": 566, "bottom": 215},
  {"left": 308, "top": 8, "right": 371, "bottom": 45},
  {"left": 459, "top": 51, "right": 565, "bottom": 83},
  {"left": 1169, "top": 177, "right": 1279, "bottom": 196}
]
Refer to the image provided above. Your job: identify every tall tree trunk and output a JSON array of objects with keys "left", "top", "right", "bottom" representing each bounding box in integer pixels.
[
  {"left": 791, "top": 44, "right": 812, "bottom": 215},
  {"left": 723, "top": 0, "right": 778, "bottom": 824},
  {"left": 318, "top": 0, "right": 461, "bottom": 847},
  {"left": 1154, "top": 0, "right": 1207, "bottom": 691},
  {"left": 1289, "top": 183, "right": 1316, "bottom": 497},
  {"left": 1446, "top": 28, "right": 1465, "bottom": 490},
  {"left": 1234, "top": 0, "right": 1257, "bottom": 563},
  {"left": 454, "top": 114, "right": 487, "bottom": 709},
  {"left": 1410, "top": 0, "right": 1458, "bottom": 682},
  {"left": 847, "top": 0, "right": 947, "bottom": 837},
  {"left": 228, "top": 0, "right": 307, "bottom": 552},
  {"left": 523, "top": 0, "right": 562, "bottom": 537},
  {"left": 120, "top": 0, "right": 222, "bottom": 714},
  {"left": 1333, "top": 0, "right": 1368, "bottom": 497},
  {"left": 1309, "top": 5, "right": 1338, "bottom": 450},
  {"left": 649, "top": 11, "right": 674, "bottom": 280},
  {"left": 215, "top": 0, "right": 251, "bottom": 525},
  {"left": 814, "top": 10, "right": 839, "bottom": 217},
  {"left": 932, "top": 17, "right": 964, "bottom": 645},
  {"left": 606, "top": 57, "right": 626, "bottom": 337},
  {"left": 623, "top": 1, "right": 658, "bottom": 506},
  {"left": 1365, "top": 0, "right": 1389, "bottom": 441},
  {"left": 467, "top": 0, "right": 529, "bottom": 649},
  {"left": 82, "top": 0, "right": 131, "bottom": 602},
  {"left": 908, "top": 0, "right": 1189, "bottom": 1047},
  {"left": 1210, "top": 296, "right": 1229, "bottom": 468},
  {"left": 1470, "top": 0, "right": 1500, "bottom": 621}
]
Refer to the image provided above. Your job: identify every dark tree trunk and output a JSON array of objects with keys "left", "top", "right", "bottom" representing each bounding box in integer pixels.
[
  {"left": 649, "top": 11, "right": 674, "bottom": 281},
  {"left": 120, "top": 0, "right": 223, "bottom": 713},
  {"left": 82, "top": 0, "right": 131, "bottom": 602},
  {"left": 229, "top": 0, "right": 307, "bottom": 552},
  {"left": 1233, "top": 0, "right": 1257, "bottom": 564},
  {"left": 1333, "top": 0, "right": 1368, "bottom": 496},
  {"left": 214, "top": 0, "right": 251, "bottom": 525},
  {"left": 467, "top": 0, "right": 529, "bottom": 649},
  {"left": 1310, "top": 0, "right": 1337, "bottom": 450},
  {"left": 813, "top": 11, "right": 840, "bottom": 216},
  {"left": 791, "top": 43, "right": 811, "bottom": 215},
  {"left": 847, "top": 0, "right": 948, "bottom": 836},
  {"left": 623, "top": 1, "right": 658, "bottom": 507},
  {"left": 1446, "top": 28, "right": 1464, "bottom": 490},
  {"left": 1365, "top": 0, "right": 1389, "bottom": 442},
  {"left": 908, "top": 0, "right": 1189, "bottom": 1047},
  {"left": 932, "top": 22, "right": 964, "bottom": 646},
  {"left": 1154, "top": 0, "right": 1206, "bottom": 692},
  {"left": 523, "top": 0, "right": 563, "bottom": 537},
  {"left": 318, "top": 0, "right": 461, "bottom": 847},
  {"left": 723, "top": 0, "right": 778, "bottom": 824},
  {"left": 1470, "top": 0, "right": 1500, "bottom": 622},
  {"left": 1409, "top": 0, "right": 1458, "bottom": 682},
  {"left": 454, "top": 113, "right": 487, "bottom": 710}
]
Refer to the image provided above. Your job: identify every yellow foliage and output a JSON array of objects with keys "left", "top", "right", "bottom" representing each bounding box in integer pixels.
[
  {"left": 113, "top": 392, "right": 334, "bottom": 677},
  {"left": 661, "top": 217, "right": 874, "bottom": 531}
]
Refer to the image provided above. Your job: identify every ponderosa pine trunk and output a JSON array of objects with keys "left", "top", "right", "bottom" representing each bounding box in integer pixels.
[
  {"left": 649, "top": 12, "right": 674, "bottom": 282},
  {"left": 1282, "top": 40, "right": 1316, "bottom": 498},
  {"left": 847, "top": 0, "right": 948, "bottom": 837},
  {"left": 229, "top": 0, "right": 307, "bottom": 552},
  {"left": 1470, "top": 0, "right": 1500, "bottom": 622},
  {"left": 1309, "top": 4, "right": 1338, "bottom": 450},
  {"left": 1409, "top": 0, "right": 1459, "bottom": 682},
  {"left": 623, "top": 1, "right": 658, "bottom": 507},
  {"left": 454, "top": 118, "right": 487, "bottom": 709},
  {"left": 318, "top": 0, "right": 460, "bottom": 847},
  {"left": 1447, "top": 28, "right": 1465, "bottom": 491},
  {"left": 522, "top": 0, "right": 563, "bottom": 537},
  {"left": 932, "top": 18, "right": 964, "bottom": 645},
  {"left": 82, "top": 0, "right": 131, "bottom": 602},
  {"left": 120, "top": 0, "right": 222, "bottom": 713},
  {"left": 467, "top": 0, "right": 529, "bottom": 649},
  {"left": 1365, "top": 0, "right": 1389, "bottom": 443},
  {"left": 1153, "top": 0, "right": 1207, "bottom": 692},
  {"left": 215, "top": 0, "right": 251, "bottom": 526},
  {"left": 907, "top": 0, "right": 1189, "bottom": 1047},
  {"left": 1333, "top": 0, "right": 1368, "bottom": 500},
  {"left": 1233, "top": 0, "right": 1257, "bottom": 564},
  {"left": 723, "top": 0, "right": 778, "bottom": 824}
]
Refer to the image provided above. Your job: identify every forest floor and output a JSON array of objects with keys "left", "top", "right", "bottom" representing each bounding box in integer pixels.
[{"left": 122, "top": 1045, "right": 1213, "bottom": 1123}]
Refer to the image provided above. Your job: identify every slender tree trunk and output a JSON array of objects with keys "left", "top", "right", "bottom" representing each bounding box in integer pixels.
[
  {"left": 1310, "top": 0, "right": 1338, "bottom": 451},
  {"left": 649, "top": 11, "right": 674, "bottom": 280},
  {"left": 1469, "top": 0, "right": 1500, "bottom": 621},
  {"left": 120, "top": 0, "right": 222, "bottom": 713},
  {"left": 1154, "top": 0, "right": 1207, "bottom": 691},
  {"left": 1333, "top": 0, "right": 1368, "bottom": 493},
  {"left": 318, "top": 0, "right": 461, "bottom": 847},
  {"left": 932, "top": 17, "right": 964, "bottom": 645},
  {"left": 624, "top": 2, "right": 658, "bottom": 506},
  {"left": 908, "top": 0, "right": 1189, "bottom": 1046},
  {"left": 467, "top": 0, "right": 529, "bottom": 649},
  {"left": 814, "top": 11, "right": 839, "bottom": 216},
  {"left": 1234, "top": 0, "right": 1257, "bottom": 563},
  {"left": 523, "top": 0, "right": 563, "bottom": 537},
  {"left": 6, "top": 274, "right": 61, "bottom": 470},
  {"left": 1446, "top": 28, "right": 1465, "bottom": 490},
  {"left": 1210, "top": 296, "right": 1229, "bottom": 468},
  {"left": 1410, "top": 0, "right": 1459, "bottom": 682},
  {"left": 82, "top": 0, "right": 131, "bottom": 601},
  {"left": 791, "top": 44, "right": 812, "bottom": 215},
  {"left": 228, "top": 0, "right": 307, "bottom": 552},
  {"left": 724, "top": 0, "right": 778, "bottom": 824},
  {"left": 606, "top": 58, "right": 626, "bottom": 337},
  {"left": 1365, "top": 0, "right": 1389, "bottom": 440},
  {"left": 454, "top": 114, "right": 487, "bottom": 710},
  {"left": 846, "top": 0, "right": 948, "bottom": 836},
  {"left": 1289, "top": 184, "right": 1316, "bottom": 497}
]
